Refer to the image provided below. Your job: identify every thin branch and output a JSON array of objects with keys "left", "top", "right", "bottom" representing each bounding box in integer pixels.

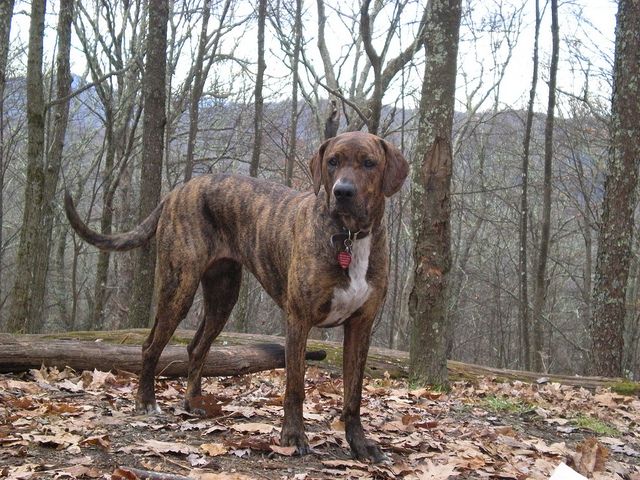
[{"left": 45, "top": 65, "right": 132, "bottom": 110}]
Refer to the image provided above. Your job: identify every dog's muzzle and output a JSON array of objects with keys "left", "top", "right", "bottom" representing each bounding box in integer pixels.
[
  {"left": 333, "top": 178, "right": 356, "bottom": 202},
  {"left": 331, "top": 178, "right": 370, "bottom": 232}
]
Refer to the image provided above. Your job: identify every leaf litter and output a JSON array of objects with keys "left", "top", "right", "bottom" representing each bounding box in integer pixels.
[{"left": 0, "top": 365, "right": 638, "bottom": 479}]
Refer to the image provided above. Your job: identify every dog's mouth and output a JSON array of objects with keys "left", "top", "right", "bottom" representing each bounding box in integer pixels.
[{"left": 331, "top": 207, "right": 370, "bottom": 234}]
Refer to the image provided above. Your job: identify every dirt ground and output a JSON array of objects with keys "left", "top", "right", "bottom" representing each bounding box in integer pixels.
[{"left": 0, "top": 365, "right": 639, "bottom": 479}]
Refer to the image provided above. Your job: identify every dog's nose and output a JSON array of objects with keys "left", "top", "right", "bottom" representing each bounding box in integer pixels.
[{"left": 333, "top": 181, "right": 356, "bottom": 200}]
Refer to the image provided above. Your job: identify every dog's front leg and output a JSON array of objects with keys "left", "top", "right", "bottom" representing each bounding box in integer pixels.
[
  {"left": 280, "top": 318, "right": 312, "bottom": 455},
  {"left": 342, "top": 317, "right": 386, "bottom": 463}
]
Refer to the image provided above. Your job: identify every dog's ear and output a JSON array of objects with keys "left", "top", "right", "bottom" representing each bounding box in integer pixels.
[
  {"left": 380, "top": 138, "right": 409, "bottom": 197},
  {"left": 309, "top": 138, "right": 332, "bottom": 195}
]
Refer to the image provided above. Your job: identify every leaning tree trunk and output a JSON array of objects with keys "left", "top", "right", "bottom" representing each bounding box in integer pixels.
[
  {"left": 129, "top": 0, "right": 169, "bottom": 328},
  {"left": 6, "top": 0, "right": 47, "bottom": 333},
  {"left": 590, "top": 0, "right": 640, "bottom": 377},
  {"left": 408, "top": 0, "right": 461, "bottom": 388},
  {"left": 531, "top": 0, "right": 559, "bottom": 373}
]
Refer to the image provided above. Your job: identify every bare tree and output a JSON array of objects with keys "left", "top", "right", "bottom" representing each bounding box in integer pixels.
[
  {"left": 184, "top": 0, "right": 212, "bottom": 183},
  {"left": 129, "top": 0, "right": 169, "bottom": 328},
  {"left": 591, "top": 0, "right": 640, "bottom": 377},
  {"left": 36, "top": 0, "right": 74, "bottom": 328},
  {"left": 518, "top": 0, "right": 541, "bottom": 370},
  {"left": 249, "top": 0, "right": 267, "bottom": 178},
  {"left": 309, "top": 0, "right": 428, "bottom": 136},
  {"left": 0, "top": 0, "right": 15, "bottom": 319},
  {"left": 409, "top": 0, "right": 462, "bottom": 387},
  {"left": 7, "top": 0, "right": 48, "bottom": 333},
  {"left": 183, "top": 0, "right": 233, "bottom": 182},
  {"left": 285, "top": 0, "right": 302, "bottom": 187},
  {"left": 531, "top": 0, "right": 559, "bottom": 372},
  {"left": 73, "top": 0, "right": 145, "bottom": 329},
  {"left": 6, "top": 0, "right": 73, "bottom": 332}
]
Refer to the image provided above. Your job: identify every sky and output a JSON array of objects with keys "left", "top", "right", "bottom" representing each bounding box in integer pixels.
[{"left": 7, "top": 0, "right": 619, "bottom": 115}]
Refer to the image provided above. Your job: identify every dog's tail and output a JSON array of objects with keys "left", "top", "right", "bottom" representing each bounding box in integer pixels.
[{"left": 64, "top": 191, "right": 164, "bottom": 251}]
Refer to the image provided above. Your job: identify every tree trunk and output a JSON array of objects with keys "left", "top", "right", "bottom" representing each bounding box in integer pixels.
[
  {"left": 53, "top": 221, "right": 70, "bottom": 328},
  {"left": 6, "top": 0, "right": 47, "bottom": 333},
  {"left": 34, "top": 0, "right": 74, "bottom": 327},
  {"left": 531, "top": 0, "right": 559, "bottom": 372},
  {"left": 518, "top": 0, "right": 540, "bottom": 372},
  {"left": 285, "top": 0, "right": 302, "bottom": 187},
  {"left": 323, "top": 99, "right": 340, "bottom": 140},
  {"left": 0, "top": 0, "right": 15, "bottom": 320},
  {"left": 359, "top": 0, "right": 382, "bottom": 134},
  {"left": 129, "top": 0, "right": 169, "bottom": 328},
  {"left": 387, "top": 194, "right": 406, "bottom": 350},
  {"left": 184, "top": 0, "right": 211, "bottom": 183},
  {"left": 0, "top": 335, "right": 325, "bottom": 377},
  {"left": 249, "top": 0, "right": 266, "bottom": 178},
  {"left": 591, "top": 0, "right": 640, "bottom": 377},
  {"left": 408, "top": 0, "right": 461, "bottom": 388}
]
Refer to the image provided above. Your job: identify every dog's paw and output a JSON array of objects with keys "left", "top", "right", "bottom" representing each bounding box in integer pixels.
[
  {"left": 351, "top": 441, "right": 387, "bottom": 463},
  {"left": 136, "top": 400, "right": 162, "bottom": 415},
  {"left": 280, "top": 430, "right": 311, "bottom": 456}
]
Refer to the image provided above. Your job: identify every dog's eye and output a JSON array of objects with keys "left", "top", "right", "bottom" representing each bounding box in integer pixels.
[
  {"left": 328, "top": 157, "right": 338, "bottom": 167},
  {"left": 364, "top": 158, "right": 376, "bottom": 168}
]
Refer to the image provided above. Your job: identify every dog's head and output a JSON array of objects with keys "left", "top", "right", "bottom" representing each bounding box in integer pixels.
[{"left": 309, "top": 131, "right": 409, "bottom": 233}]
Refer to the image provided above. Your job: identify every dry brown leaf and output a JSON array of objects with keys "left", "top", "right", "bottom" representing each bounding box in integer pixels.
[
  {"left": 139, "top": 438, "right": 200, "bottom": 455},
  {"left": 80, "top": 434, "right": 111, "bottom": 450},
  {"left": 572, "top": 437, "right": 609, "bottom": 476},
  {"left": 269, "top": 445, "right": 297, "bottom": 456},
  {"left": 111, "top": 467, "right": 140, "bottom": 480},
  {"left": 330, "top": 418, "right": 345, "bottom": 431},
  {"left": 45, "top": 402, "right": 82, "bottom": 415},
  {"left": 200, "top": 442, "right": 228, "bottom": 456},
  {"left": 188, "top": 394, "right": 225, "bottom": 418},
  {"left": 322, "top": 459, "right": 368, "bottom": 469},
  {"left": 416, "top": 460, "right": 458, "bottom": 479},
  {"left": 61, "top": 465, "right": 102, "bottom": 478},
  {"left": 409, "top": 388, "right": 443, "bottom": 400},
  {"left": 57, "top": 379, "right": 84, "bottom": 393},
  {"left": 229, "top": 422, "right": 275, "bottom": 434},
  {"left": 22, "top": 432, "right": 82, "bottom": 447},
  {"left": 86, "top": 369, "right": 117, "bottom": 390}
]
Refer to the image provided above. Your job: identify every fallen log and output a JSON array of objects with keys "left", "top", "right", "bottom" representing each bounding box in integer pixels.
[
  {"left": 0, "top": 334, "right": 326, "bottom": 377},
  {"left": 1, "top": 330, "right": 637, "bottom": 394}
]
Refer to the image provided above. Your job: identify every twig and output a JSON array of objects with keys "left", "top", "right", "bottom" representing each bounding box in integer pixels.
[{"left": 45, "top": 65, "right": 133, "bottom": 109}]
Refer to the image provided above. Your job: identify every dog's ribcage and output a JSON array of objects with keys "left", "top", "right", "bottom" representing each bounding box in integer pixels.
[{"left": 318, "top": 236, "right": 372, "bottom": 327}]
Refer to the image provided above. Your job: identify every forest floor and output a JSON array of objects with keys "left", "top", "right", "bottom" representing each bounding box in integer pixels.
[{"left": 0, "top": 337, "right": 639, "bottom": 479}]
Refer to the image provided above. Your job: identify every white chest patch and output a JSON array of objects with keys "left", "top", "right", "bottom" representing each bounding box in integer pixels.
[{"left": 318, "top": 236, "right": 372, "bottom": 327}]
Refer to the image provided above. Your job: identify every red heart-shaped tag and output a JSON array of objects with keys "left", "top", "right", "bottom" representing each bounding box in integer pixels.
[{"left": 338, "top": 251, "right": 352, "bottom": 269}]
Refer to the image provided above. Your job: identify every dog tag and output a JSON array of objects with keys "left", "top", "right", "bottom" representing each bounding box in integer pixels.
[
  {"left": 338, "top": 236, "right": 353, "bottom": 269},
  {"left": 338, "top": 250, "right": 352, "bottom": 269}
]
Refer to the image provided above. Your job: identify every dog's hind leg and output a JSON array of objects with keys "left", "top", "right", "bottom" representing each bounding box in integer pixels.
[
  {"left": 136, "top": 261, "right": 201, "bottom": 415},
  {"left": 184, "top": 259, "right": 242, "bottom": 413}
]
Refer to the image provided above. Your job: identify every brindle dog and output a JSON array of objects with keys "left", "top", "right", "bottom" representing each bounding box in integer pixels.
[{"left": 65, "top": 131, "right": 409, "bottom": 462}]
